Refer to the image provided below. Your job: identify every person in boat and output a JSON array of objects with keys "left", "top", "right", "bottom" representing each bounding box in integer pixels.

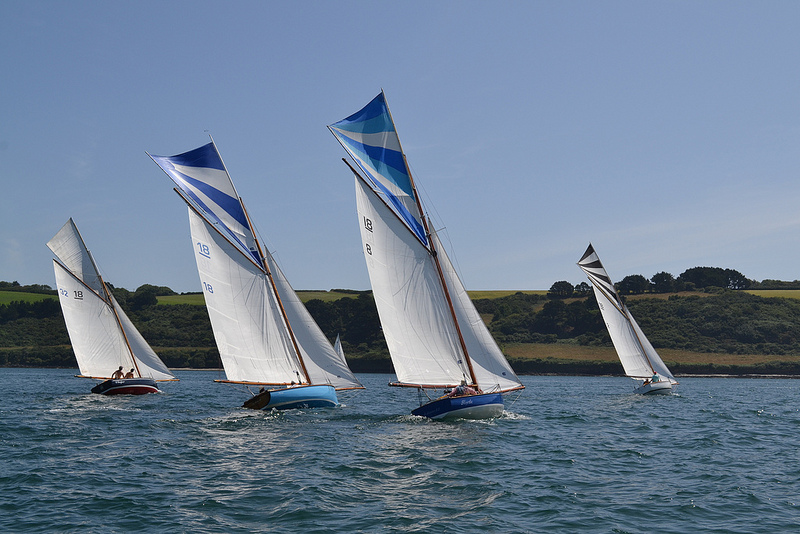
[
  {"left": 446, "top": 380, "right": 480, "bottom": 398},
  {"left": 124, "top": 369, "right": 135, "bottom": 379},
  {"left": 111, "top": 366, "right": 124, "bottom": 379}
]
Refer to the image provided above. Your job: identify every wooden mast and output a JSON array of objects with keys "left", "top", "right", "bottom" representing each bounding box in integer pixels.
[{"left": 380, "top": 92, "right": 479, "bottom": 389}]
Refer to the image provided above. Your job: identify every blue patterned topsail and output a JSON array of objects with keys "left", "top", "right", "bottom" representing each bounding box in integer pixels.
[
  {"left": 329, "top": 92, "right": 428, "bottom": 246},
  {"left": 149, "top": 142, "right": 261, "bottom": 265}
]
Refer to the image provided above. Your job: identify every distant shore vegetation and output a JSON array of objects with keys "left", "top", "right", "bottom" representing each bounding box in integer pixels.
[{"left": 4, "top": 265, "right": 800, "bottom": 375}]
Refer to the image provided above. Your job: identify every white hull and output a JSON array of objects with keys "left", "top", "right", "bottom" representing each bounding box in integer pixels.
[{"left": 634, "top": 380, "right": 673, "bottom": 395}]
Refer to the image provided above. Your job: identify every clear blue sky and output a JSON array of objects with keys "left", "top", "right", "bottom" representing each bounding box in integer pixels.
[{"left": 2, "top": 1, "right": 798, "bottom": 293}]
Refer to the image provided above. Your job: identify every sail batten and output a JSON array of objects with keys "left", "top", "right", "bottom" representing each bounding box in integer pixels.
[{"left": 577, "top": 244, "right": 677, "bottom": 385}]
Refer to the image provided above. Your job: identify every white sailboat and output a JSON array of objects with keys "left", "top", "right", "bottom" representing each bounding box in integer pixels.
[
  {"left": 577, "top": 244, "right": 678, "bottom": 394},
  {"left": 329, "top": 91, "right": 524, "bottom": 419},
  {"left": 148, "top": 140, "right": 363, "bottom": 410},
  {"left": 47, "top": 219, "right": 177, "bottom": 395}
]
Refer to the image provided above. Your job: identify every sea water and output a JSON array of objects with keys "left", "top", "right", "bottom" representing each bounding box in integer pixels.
[{"left": 0, "top": 369, "right": 798, "bottom": 533}]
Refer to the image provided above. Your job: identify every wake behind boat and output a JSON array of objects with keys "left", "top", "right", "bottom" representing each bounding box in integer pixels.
[
  {"left": 149, "top": 140, "right": 363, "bottom": 411},
  {"left": 330, "top": 92, "right": 524, "bottom": 419},
  {"left": 577, "top": 244, "right": 678, "bottom": 395},
  {"left": 47, "top": 219, "right": 177, "bottom": 395}
]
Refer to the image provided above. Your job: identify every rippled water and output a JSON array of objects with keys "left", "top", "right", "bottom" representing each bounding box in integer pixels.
[{"left": 1, "top": 369, "right": 798, "bottom": 533}]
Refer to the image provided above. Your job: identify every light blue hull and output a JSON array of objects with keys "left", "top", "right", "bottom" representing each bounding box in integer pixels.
[
  {"left": 242, "top": 384, "right": 338, "bottom": 411},
  {"left": 411, "top": 392, "right": 504, "bottom": 420}
]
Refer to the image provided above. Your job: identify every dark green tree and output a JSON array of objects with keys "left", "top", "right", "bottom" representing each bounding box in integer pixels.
[
  {"left": 617, "top": 274, "right": 650, "bottom": 295},
  {"left": 547, "top": 281, "right": 574, "bottom": 299},
  {"left": 651, "top": 271, "right": 676, "bottom": 293}
]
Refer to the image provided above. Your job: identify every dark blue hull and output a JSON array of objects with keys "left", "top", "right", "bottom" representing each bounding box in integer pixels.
[
  {"left": 411, "top": 392, "right": 504, "bottom": 420},
  {"left": 91, "top": 378, "right": 159, "bottom": 395},
  {"left": 242, "top": 384, "right": 338, "bottom": 411}
]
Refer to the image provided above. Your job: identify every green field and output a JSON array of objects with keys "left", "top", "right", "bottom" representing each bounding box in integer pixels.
[
  {"left": 156, "top": 289, "right": 367, "bottom": 305},
  {"left": 746, "top": 289, "right": 800, "bottom": 299},
  {"left": 0, "top": 291, "right": 57, "bottom": 305}
]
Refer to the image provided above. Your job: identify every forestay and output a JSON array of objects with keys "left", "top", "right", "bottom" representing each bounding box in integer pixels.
[{"left": 577, "top": 244, "right": 677, "bottom": 384}]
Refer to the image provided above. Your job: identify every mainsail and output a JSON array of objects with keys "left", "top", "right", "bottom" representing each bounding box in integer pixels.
[
  {"left": 330, "top": 92, "right": 523, "bottom": 394},
  {"left": 47, "top": 219, "right": 175, "bottom": 381},
  {"left": 577, "top": 244, "right": 677, "bottom": 384},
  {"left": 149, "top": 141, "right": 362, "bottom": 390}
]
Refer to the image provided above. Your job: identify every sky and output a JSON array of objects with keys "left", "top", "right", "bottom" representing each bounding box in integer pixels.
[{"left": 1, "top": 1, "right": 799, "bottom": 294}]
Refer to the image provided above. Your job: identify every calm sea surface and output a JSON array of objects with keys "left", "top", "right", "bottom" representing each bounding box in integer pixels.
[{"left": 1, "top": 369, "right": 798, "bottom": 533}]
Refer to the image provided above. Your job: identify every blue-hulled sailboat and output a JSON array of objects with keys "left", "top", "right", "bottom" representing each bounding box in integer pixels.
[
  {"left": 148, "top": 140, "right": 363, "bottom": 410},
  {"left": 329, "top": 92, "right": 524, "bottom": 419}
]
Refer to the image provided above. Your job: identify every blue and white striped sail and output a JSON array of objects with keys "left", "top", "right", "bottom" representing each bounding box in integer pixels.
[
  {"left": 329, "top": 92, "right": 428, "bottom": 246},
  {"left": 148, "top": 142, "right": 261, "bottom": 265}
]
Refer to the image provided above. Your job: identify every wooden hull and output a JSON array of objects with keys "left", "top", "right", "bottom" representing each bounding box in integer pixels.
[
  {"left": 411, "top": 392, "right": 504, "bottom": 420},
  {"left": 242, "top": 384, "right": 338, "bottom": 411},
  {"left": 91, "top": 378, "right": 159, "bottom": 395}
]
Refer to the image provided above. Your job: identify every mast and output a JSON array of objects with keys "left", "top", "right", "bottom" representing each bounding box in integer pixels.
[{"left": 381, "top": 93, "right": 478, "bottom": 387}]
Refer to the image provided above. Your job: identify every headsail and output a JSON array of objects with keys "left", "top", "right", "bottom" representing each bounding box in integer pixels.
[
  {"left": 577, "top": 244, "right": 677, "bottom": 384},
  {"left": 47, "top": 219, "right": 175, "bottom": 381},
  {"left": 333, "top": 93, "right": 523, "bottom": 394},
  {"left": 149, "top": 140, "right": 363, "bottom": 390}
]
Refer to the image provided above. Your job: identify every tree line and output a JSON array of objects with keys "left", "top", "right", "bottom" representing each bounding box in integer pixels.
[
  {"left": 547, "top": 266, "right": 763, "bottom": 299},
  {"left": 3, "top": 265, "right": 800, "bottom": 369}
]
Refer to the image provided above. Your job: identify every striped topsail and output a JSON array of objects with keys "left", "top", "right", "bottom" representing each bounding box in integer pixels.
[
  {"left": 577, "top": 244, "right": 677, "bottom": 384},
  {"left": 149, "top": 142, "right": 260, "bottom": 264},
  {"left": 328, "top": 91, "right": 427, "bottom": 246}
]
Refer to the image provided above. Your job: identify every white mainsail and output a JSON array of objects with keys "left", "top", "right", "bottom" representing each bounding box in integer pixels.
[
  {"left": 577, "top": 243, "right": 677, "bottom": 384},
  {"left": 331, "top": 92, "right": 523, "bottom": 394},
  {"left": 47, "top": 219, "right": 175, "bottom": 381},
  {"left": 149, "top": 141, "right": 363, "bottom": 390}
]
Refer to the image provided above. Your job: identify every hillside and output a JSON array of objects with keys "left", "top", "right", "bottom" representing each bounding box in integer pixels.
[{"left": 3, "top": 286, "right": 800, "bottom": 375}]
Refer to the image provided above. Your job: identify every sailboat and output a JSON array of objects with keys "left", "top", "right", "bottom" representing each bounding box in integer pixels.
[
  {"left": 47, "top": 219, "right": 177, "bottom": 395},
  {"left": 148, "top": 140, "right": 363, "bottom": 410},
  {"left": 329, "top": 92, "right": 524, "bottom": 419},
  {"left": 577, "top": 243, "right": 678, "bottom": 394}
]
